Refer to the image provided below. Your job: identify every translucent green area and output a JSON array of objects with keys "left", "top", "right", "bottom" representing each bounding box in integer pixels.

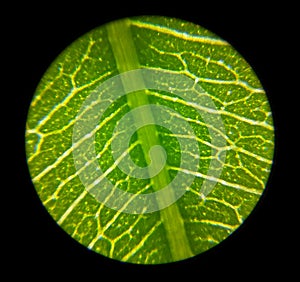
[{"left": 26, "top": 16, "right": 274, "bottom": 264}]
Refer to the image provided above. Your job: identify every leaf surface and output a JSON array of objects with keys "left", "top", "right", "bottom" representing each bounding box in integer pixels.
[{"left": 26, "top": 16, "right": 274, "bottom": 264}]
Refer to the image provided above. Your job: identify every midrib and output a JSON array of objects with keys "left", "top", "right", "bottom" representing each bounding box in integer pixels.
[{"left": 106, "top": 18, "right": 193, "bottom": 261}]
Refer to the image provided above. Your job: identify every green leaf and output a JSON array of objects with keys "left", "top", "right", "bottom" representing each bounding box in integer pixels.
[{"left": 26, "top": 16, "right": 274, "bottom": 264}]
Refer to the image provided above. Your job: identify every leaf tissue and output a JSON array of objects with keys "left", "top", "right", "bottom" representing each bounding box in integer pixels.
[{"left": 25, "top": 16, "right": 274, "bottom": 264}]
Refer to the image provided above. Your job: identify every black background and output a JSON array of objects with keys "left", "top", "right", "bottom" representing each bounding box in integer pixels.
[{"left": 6, "top": 1, "right": 295, "bottom": 279}]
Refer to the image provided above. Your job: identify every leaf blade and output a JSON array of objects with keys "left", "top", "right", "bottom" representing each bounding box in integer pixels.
[{"left": 26, "top": 16, "right": 274, "bottom": 264}]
